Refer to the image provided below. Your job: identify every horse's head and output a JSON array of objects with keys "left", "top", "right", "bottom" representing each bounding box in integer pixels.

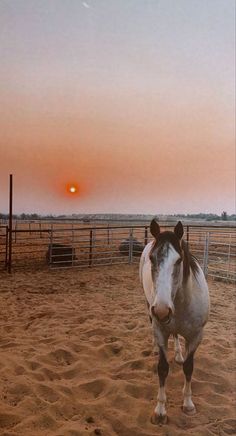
[{"left": 149, "top": 220, "right": 184, "bottom": 325}]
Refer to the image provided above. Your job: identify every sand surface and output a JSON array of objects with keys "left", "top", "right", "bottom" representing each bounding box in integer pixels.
[{"left": 0, "top": 265, "right": 235, "bottom": 435}]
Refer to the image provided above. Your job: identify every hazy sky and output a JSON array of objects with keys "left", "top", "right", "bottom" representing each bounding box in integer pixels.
[{"left": 0, "top": 0, "right": 235, "bottom": 215}]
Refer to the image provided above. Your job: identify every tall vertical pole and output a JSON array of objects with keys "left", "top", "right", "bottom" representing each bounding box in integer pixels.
[
  {"left": 49, "top": 224, "right": 53, "bottom": 267},
  {"left": 72, "top": 223, "right": 74, "bottom": 267},
  {"left": 89, "top": 229, "right": 93, "bottom": 267},
  {"left": 8, "top": 174, "right": 13, "bottom": 273}
]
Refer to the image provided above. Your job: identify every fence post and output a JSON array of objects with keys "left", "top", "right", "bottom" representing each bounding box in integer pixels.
[
  {"left": 8, "top": 174, "right": 13, "bottom": 274},
  {"left": 89, "top": 229, "right": 93, "bottom": 267},
  {"left": 107, "top": 224, "right": 110, "bottom": 245},
  {"left": 93, "top": 228, "right": 96, "bottom": 246},
  {"left": 227, "top": 233, "right": 232, "bottom": 282},
  {"left": 144, "top": 226, "right": 148, "bottom": 246},
  {"left": 72, "top": 224, "right": 74, "bottom": 267},
  {"left": 203, "top": 232, "right": 210, "bottom": 278},
  {"left": 49, "top": 225, "right": 53, "bottom": 267},
  {"left": 186, "top": 225, "right": 189, "bottom": 247},
  {"left": 39, "top": 221, "right": 42, "bottom": 239},
  {"left": 129, "top": 228, "right": 133, "bottom": 264}
]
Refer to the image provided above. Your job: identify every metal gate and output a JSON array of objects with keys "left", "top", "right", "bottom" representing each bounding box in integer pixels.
[
  {"left": 2, "top": 222, "right": 236, "bottom": 282},
  {"left": 0, "top": 225, "right": 8, "bottom": 271}
]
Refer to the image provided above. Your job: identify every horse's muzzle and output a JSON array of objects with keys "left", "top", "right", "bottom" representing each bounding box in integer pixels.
[{"left": 151, "top": 306, "right": 172, "bottom": 325}]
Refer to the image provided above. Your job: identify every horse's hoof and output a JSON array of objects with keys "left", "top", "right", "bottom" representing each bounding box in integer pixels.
[
  {"left": 182, "top": 405, "right": 196, "bottom": 415},
  {"left": 151, "top": 413, "right": 168, "bottom": 425}
]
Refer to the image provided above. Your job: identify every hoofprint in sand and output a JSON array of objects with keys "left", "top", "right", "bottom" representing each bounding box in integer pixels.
[{"left": 0, "top": 265, "right": 235, "bottom": 435}]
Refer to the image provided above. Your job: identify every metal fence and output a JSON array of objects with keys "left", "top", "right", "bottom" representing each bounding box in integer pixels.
[
  {"left": 1, "top": 223, "right": 235, "bottom": 282},
  {"left": 0, "top": 225, "right": 8, "bottom": 270}
]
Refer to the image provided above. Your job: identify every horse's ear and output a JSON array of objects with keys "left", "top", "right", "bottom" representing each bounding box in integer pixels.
[
  {"left": 174, "top": 221, "right": 184, "bottom": 240},
  {"left": 150, "top": 219, "right": 160, "bottom": 239}
]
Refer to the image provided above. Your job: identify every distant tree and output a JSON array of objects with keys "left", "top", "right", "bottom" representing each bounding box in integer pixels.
[
  {"left": 29, "top": 213, "right": 39, "bottom": 220},
  {"left": 221, "top": 211, "right": 228, "bottom": 221}
]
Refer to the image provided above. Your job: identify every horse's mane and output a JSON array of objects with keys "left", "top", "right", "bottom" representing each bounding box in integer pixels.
[{"left": 181, "top": 239, "right": 199, "bottom": 283}]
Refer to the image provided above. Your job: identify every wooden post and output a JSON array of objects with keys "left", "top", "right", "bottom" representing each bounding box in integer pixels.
[
  {"left": 72, "top": 224, "right": 74, "bottom": 267},
  {"left": 8, "top": 174, "right": 13, "bottom": 273},
  {"left": 89, "top": 230, "right": 93, "bottom": 266},
  {"left": 49, "top": 225, "right": 53, "bottom": 267}
]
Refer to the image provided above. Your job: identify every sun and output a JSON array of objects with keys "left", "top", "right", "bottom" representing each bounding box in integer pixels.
[{"left": 66, "top": 183, "right": 79, "bottom": 195}]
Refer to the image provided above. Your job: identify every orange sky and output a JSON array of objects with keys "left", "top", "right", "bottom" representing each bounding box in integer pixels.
[{"left": 0, "top": 0, "right": 235, "bottom": 215}]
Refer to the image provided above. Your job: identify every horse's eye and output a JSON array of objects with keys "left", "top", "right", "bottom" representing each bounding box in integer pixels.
[{"left": 176, "top": 258, "right": 182, "bottom": 265}]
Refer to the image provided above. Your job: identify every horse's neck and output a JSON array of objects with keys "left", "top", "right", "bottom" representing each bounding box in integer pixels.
[{"left": 176, "top": 268, "right": 194, "bottom": 306}]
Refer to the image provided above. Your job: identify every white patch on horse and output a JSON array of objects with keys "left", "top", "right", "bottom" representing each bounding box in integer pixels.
[
  {"left": 153, "top": 244, "right": 180, "bottom": 314},
  {"left": 183, "top": 381, "right": 196, "bottom": 414},
  {"left": 155, "top": 386, "right": 167, "bottom": 417},
  {"left": 174, "top": 335, "right": 184, "bottom": 364},
  {"left": 139, "top": 241, "right": 155, "bottom": 309}
]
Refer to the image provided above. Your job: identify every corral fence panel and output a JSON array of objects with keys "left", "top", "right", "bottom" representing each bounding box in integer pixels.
[
  {"left": 0, "top": 225, "right": 8, "bottom": 270},
  {"left": 1, "top": 222, "right": 236, "bottom": 282}
]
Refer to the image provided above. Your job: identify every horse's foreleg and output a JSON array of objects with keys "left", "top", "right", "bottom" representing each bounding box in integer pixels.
[
  {"left": 182, "top": 332, "right": 203, "bottom": 414},
  {"left": 174, "top": 334, "right": 184, "bottom": 364},
  {"left": 151, "top": 347, "right": 169, "bottom": 424},
  {"left": 182, "top": 351, "right": 196, "bottom": 414},
  {"left": 152, "top": 327, "right": 159, "bottom": 355}
]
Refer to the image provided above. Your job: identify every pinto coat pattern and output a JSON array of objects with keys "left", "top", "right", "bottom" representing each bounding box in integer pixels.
[{"left": 139, "top": 220, "right": 210, "bottom": 423}]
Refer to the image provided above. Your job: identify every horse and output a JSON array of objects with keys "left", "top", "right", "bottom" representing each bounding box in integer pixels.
[{"left": 139, "top": 220, "right": 210, "bottom": 423}]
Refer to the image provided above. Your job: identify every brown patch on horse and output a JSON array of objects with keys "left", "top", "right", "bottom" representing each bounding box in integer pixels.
[
  {"left": 149, "top": 231, "right": 199, "bottom": 284},
  {"left": 145, "top": 299, "right": 152, "bottom": 324},
  {"left": 150, "top": 231, "right": 182, "bottom": 262},
  {"left": 181, "top": 240, "right": 199, "bottom": 283}
]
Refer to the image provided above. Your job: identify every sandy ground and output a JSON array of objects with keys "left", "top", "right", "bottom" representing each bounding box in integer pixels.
[{"left": 0, "top": 264, "right": 235, "bottom": 436}]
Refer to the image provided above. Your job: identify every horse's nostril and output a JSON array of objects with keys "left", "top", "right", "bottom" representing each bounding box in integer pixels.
[
  {"left": 161, "top": 309, "right": 172, "bottom": 324},
  {"left": 151, "top": 305, "right": 161, "bottom": 318},
  {"left": 151, "top": 305, "right": 172, "bottom": 323}
]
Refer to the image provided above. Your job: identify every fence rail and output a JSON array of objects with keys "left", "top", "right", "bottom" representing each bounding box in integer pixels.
[{"left": 0, "top": 223, "right": 235, "bottom": 282}]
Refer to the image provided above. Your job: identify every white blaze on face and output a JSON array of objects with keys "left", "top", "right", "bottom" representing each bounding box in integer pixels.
[{"left": 153, "top": 244, "right": 181, "bottom": 313}]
